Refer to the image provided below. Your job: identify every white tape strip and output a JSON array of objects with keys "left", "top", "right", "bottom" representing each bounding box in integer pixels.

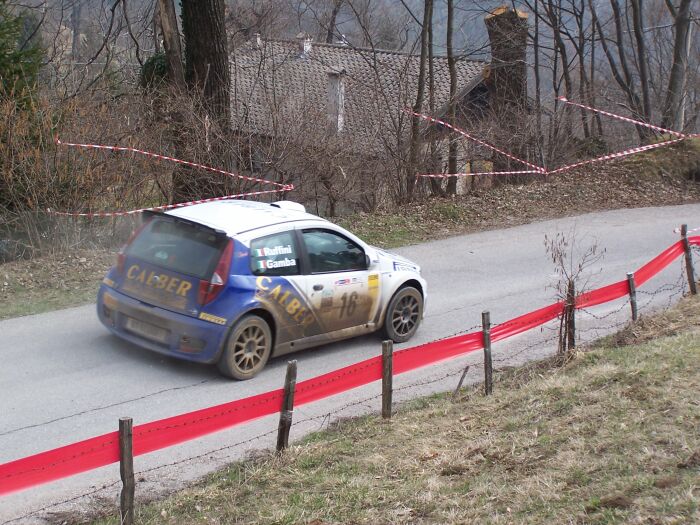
[
  {"left": 419, "top": 170, "right": 542, "bottom": 178},
  {"left": 406, "top": 109, "right": 546, "bottom": 173},
  {"left": 557, "top": 97, "right": 691, "bottom": 138},
  {"left": 673, "top": 226, "right": 700, "bottom": 235},
  {"left": 547, "top": 137, "right": 685, "bottom": 175},
  {"left": 47, "top": 187, "right": 293, "bottom": 217},
  {"left": 55, "top": 137, "right": 289, "bottom": 189},
  {"left": 49, "top": 137, "right": 294, "bottom": 217}
]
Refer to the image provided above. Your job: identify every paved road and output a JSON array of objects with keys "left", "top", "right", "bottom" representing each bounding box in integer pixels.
[{"left": 1, "top": 204, "right": 698, "bottom": 523}]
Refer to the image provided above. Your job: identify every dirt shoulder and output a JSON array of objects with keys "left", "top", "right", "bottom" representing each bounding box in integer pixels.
[
  {"left": 87, "top": 296, "right": 700, "bottom": 524},
  {"left": 2, "top": 139, "right": 699, "bottom": 320}
]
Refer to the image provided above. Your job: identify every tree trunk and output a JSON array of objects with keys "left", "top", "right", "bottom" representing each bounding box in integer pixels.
[
  {"left": 629, "top": 0, "right": 651, "bottom": 125},
  {"left": 446, "top": 0, "right": 458, "bottom": 195},
  {"left": 158, "top": 0, "right": 185, "bottom": 89},
  {"left": 174, "top": 0, "right": 232, "bottom": 203},
  {"left": 426, "top": 0, "right": 442, "bottom": 197},
  {"left": 181, "top": 0, "right": 231, "bottom": 126},
  {"left": 326, "top": 0, "right": 343, "bottom": 43},
  {"left": 661, "top": 0, "right": 692, "bottom": 130},
  {"left": 71, "top": 1, "right": 82, "bottom": 62},
  {"left": 406, "top": 0, "right": 432, "bottom": 202}
]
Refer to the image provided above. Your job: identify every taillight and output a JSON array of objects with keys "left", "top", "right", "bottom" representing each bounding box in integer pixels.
[
  {"left": 116, "top": 220, "right": 150, "bottom": 275},
  {"left": 198, "top": 239, "right": 234, "bottom": 306}
]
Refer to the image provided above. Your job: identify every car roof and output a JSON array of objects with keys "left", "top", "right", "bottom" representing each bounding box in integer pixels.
[{"left": 165, "top": 200, "right": 328, "bottom": 237}]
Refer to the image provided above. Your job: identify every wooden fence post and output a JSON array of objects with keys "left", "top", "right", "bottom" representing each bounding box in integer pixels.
[
  {"left": 381, "top": 340, "right": 393, "bottom": 419},
  {"left": 627, "top": 272, "right": 638, "bottom": 321},
  {"left": 119, "top": 417, "right": 135, "bottom": 525},
  {"left": 276, "top": 360, "right": 297, "bottom": 452},
  {"left": 482, "top": 311, "right": 493, "bottom": 396},
  {"left": 681, "top": 224, "right": 697, "bottom": 295}
]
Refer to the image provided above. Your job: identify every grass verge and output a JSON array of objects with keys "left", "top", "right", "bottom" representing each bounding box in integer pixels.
[
  {"left": 0, "top": 249, "right": 114, "bottom": 320},
  {"left": 89, "top": 296, "right": 700, "bottom": 525}
]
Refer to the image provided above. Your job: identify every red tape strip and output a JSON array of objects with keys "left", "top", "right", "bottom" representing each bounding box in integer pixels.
[{"left": 1, "top": 236, "right": 698, "bottom": 496}]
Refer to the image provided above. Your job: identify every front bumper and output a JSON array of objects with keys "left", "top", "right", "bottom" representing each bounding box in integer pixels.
[{"left": 97, "top": 285, "right": 228, "bottom": 364}]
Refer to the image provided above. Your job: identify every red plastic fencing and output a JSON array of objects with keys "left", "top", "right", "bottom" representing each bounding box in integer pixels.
[{"left": 1, "top": 236, "right": 697, "bottom": 496}]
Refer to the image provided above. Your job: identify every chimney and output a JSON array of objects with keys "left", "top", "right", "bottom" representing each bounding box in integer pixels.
[
  {"left": 484, "top": 6, "right": 528, "bottom": 113},
  {"left": 296, "top": 32, "right": 313, "bottom": 58},
  {"left": 252, "top": 32, "right": 262, "bottom": 50},
  {"left": 327, "top": 68, "right": 346, "bottom": 133}
]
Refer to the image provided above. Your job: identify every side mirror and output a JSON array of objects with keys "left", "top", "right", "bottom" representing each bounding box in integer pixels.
[{"left": 365, "top": 253, "right": 371, "bottom": 269}]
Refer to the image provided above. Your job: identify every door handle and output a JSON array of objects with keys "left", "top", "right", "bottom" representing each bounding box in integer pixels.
[{"left": 313, "top": 284, "right": 324, "bottom": 291}]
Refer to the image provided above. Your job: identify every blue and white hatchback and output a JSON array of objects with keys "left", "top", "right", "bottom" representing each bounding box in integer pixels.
[{"left": 97, "top": 200, "right": 427, "bottom": 379}]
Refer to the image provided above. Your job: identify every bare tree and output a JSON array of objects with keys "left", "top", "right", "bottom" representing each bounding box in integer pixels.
[
  {"left": 174, "top": 0, "right": 232, "bottom": 202},
  {"left": 406, "top": 0, "right": 431, "bottom": 202},
  {"left": 661, "top": 0, "right": 693, "bottom": 130}
]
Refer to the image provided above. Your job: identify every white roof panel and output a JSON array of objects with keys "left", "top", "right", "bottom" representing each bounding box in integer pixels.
[{"left": 165, "top": 200, "right": 326, "bottom": 237}]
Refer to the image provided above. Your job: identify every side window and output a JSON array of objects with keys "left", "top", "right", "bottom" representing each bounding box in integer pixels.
[
  {"left": 302, "top": 229, "right": 367, "bottom": 273},
  {"left": 250, "top": 231, "right": 300, "bottom": 276}
]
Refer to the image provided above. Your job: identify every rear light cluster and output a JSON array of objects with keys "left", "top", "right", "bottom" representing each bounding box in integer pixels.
[{"left": 198, "top": 239, "right": 234, "bottom": 306}]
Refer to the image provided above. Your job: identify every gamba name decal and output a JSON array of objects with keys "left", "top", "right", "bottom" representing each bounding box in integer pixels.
[{"left": 256, "top": 258, "right": 297, "bottom": 270}]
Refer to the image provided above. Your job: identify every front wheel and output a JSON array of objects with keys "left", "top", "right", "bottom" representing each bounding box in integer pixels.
[
  {"left": 217, "top": 315, "right": 272, "bottom": 380},
  {"left": 383, "top": 286, "right": 423, "bottom": 343}
]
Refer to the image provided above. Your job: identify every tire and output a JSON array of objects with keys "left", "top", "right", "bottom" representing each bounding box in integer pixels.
[
  {"left": 382, "top": 286, "right": 423, "bottom": 343},
  {"left": 217, "top": 315, "right": 272, "bottom": 380}
]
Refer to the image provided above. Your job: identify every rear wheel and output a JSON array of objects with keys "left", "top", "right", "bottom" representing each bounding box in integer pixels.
[
  {"left": 383, "top": 286, "right": 423, "bottom": 343},
  {"left": 217, "top": 315, "right": 272, "bottom": 380}
]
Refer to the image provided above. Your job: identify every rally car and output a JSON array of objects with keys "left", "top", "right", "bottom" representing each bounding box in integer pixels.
[{"left": 97, "top": 200, "right": 427, "bottom": 379}]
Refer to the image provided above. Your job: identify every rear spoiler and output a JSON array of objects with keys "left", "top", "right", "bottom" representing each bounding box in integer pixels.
[{"left": 141, "top": 210, "right": 228, "bottom": 239}]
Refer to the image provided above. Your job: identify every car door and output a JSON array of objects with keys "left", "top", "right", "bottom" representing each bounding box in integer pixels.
[{"left": 299, "top": 228, "right": 380, "bottom": 334}]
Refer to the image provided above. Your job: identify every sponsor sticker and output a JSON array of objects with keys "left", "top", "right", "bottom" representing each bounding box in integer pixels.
[
  {"left": 321, "top": 290, "right": 334, "bottom": 309},
  {"left": 255, "top": 276, "right": 316, "bottom": 328},
  {"left": 393, "top": 261, "right": 417, "bottom": 272},
  {"left": 368, "top": 274, "right": 379, "bottom": 288},
  {"left": 199, "top": 312, "right": 227, "bottom": 325},
  {"left": 335, "top": 277, "right": 360, "bottom": 286},
  {"left": 102, "top": 277, "right": 116, "bottom": 288}
]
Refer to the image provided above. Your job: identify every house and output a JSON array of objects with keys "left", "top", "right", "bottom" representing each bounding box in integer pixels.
[{"left": 228, "top": 7, "right": 528, "bottom": 211}]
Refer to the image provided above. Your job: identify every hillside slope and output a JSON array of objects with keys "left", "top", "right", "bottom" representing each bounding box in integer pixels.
[{"left": 93, "top": 296, "right": 700, "bottom": 525}]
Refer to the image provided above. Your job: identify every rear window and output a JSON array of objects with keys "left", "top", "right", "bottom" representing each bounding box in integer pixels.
[{"left": 126, "top": 218, "right": 228, "bottom": 279}]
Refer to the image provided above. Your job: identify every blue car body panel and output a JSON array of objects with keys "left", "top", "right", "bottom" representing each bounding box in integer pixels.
[{"left": 97, "top": 239, "right": 324, "bottom": 363}]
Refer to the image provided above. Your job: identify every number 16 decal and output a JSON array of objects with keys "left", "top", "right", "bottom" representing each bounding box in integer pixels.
[{"left": 339, "top": 291, "right": 358, "bottom": 318}]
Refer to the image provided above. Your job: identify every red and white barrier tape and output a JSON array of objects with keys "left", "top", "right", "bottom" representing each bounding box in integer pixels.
[
  {"left": 405, "top": 109, "right": 546, "bottom": 173},
  {"left": 49, "top": 137, "right": 293, "bottom": 217},
  {"left": 418, "top": 137, "right": 684, "bottom": 179},
  {"left": 547, "top": 137, "right": 686, "bottom": 175},
  {"left": 419, "top": 170, "right": 542, "bottom": 178},
  {"left": 54, "top": 137, "right": 289, "bottom": 190},
  {"left": 47, "top": 187, "right": 293, "bottom": 218},
  {"left": 557, "top": 97, "right": 692, "bottom": 138}
]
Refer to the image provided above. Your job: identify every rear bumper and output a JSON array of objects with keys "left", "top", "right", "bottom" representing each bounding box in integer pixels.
[{"left": 97, "top": 285, "right": 228, "bottom": 364}]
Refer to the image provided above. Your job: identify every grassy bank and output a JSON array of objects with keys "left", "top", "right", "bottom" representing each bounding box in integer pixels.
[{"left": 91, "top": 297, "right": 700, "bottom": 524}]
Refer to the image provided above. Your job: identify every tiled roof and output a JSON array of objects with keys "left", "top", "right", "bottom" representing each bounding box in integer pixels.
[{"left": 230, "top": 38, "right": 485, "bottom": 153}]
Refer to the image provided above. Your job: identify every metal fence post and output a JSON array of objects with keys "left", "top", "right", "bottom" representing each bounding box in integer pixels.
[
  {"left": 276, "top": 360, "right": 297, "bottom": 452},
  {"left": 627, "top": 272, "right": 638, "bottom": 321},
  {"left": 482, "top": 311, "right": 493, "bottom": 396},
  {"left": 382, "top": 340, "right": 393, "bottom": 419},
  {"left": 681, "top": 224, "right": 697, "bottom": 295},
  {"left": 119, "top": 417, "right": 135, "bottom": 525}
]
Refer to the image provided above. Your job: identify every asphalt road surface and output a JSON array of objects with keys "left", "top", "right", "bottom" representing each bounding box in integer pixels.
[{"left": 1, "top": 204, "right": 699, "bottom": 523}]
